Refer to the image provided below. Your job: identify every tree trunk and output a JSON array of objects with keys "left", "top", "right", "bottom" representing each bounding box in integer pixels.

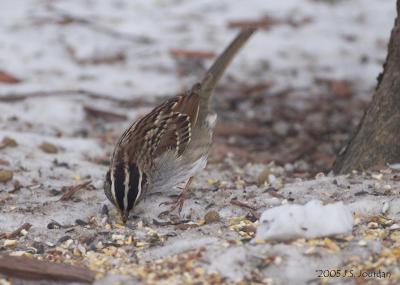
[{"left": 333, "top": 1, "right": 400, "bottom": 174}]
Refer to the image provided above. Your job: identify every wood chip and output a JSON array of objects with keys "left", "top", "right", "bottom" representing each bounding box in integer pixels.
[
  {"left": 204, "top": 211, "right": 220, "bottom": 224},
  {"left": 39, "top": 142, "right": 58, "bottom": 154},
  {"left": 228, "top": 16, "right": 280, "bottom": 29},
  {"left": 0, "top": 255, "right": 96, "bottom": 283},
  {"left": 0, "top": 170, "right": 13, "bottom": 183},
  {"left": 0, "top": 137, "right": 17, "bottom": 149},
  {"left": 0, "top": 70, "right": 20, "bottom": 84},
  {"left": 60, "top": 181, "right": 92, "bottom": 201}
]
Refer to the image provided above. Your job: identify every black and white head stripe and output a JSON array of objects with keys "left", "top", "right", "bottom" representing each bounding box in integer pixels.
[
  {"left": 127, "top": 164, "right": 147, "bottom": 210},
  {"left": 110, "top": 163, "right": 147, "bottom": 213}
]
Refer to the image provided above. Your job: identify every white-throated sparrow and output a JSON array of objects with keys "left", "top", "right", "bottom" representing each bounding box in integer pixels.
[{"left": 104, "top": 28, "right": 256, "bottom": 222}]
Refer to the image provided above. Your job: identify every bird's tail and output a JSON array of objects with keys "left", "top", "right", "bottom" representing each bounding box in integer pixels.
[{"left": 199, "top": 28, "right": 256, "bottom": 102}]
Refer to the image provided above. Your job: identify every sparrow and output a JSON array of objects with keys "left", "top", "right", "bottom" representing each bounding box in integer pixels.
[{"left": 104, "top": 28, "right": 256, "bottom": 223}]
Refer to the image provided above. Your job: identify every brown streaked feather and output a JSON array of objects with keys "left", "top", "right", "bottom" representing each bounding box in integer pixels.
[
  {"left": 153, "top": 113, "right": 191, "bottom": 157},
  {"left": 171, "top": 85, "right": 200, "bottom": 126},
  {"left": 117, "top": 91, "right": 200, "bottom": 166}
]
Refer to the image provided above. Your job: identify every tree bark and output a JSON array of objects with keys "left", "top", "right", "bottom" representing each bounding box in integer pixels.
[
  {"left": 0, "top": 255, "right": 96, "bottom": 283},
  {"left": 333, "top": 1, "right": 400, "bottom": 174}
]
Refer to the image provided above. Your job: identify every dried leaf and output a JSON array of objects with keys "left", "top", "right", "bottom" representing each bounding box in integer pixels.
[{"left": 0, "top": 70, "right": 20, "bottom": 84}]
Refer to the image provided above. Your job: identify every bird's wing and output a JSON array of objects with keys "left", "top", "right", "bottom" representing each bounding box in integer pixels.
[{"left": 119, "top": 91, "right": 200, "bottom": 165}]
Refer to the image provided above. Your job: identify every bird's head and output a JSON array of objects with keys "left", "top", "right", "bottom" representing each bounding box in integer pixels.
[{"left": 104, "top": 162, "right": 148, "bottom": 223}]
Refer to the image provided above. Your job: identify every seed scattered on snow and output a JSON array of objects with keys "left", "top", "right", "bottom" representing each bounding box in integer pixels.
[
  {"left": 382, "top": 201, "right": 390, "bottom": 214},
  {"left": 10, "top": 251, "right": 31, "bottom": 257},
  {"left": 383, "top": 184, "right": 392, "bottom": 190},
  {"left": 323, "top": 238, "right": 340, "bottom": 252},
  {"left": 304, "top": 246, "right": 316, "bottom": 255},
  {"left": 274, "top": 256, "right": 283, "bottom": 265},
  {"left": 3, "top": 239, "right": 17, "bottom": 247},
  {"left": 358, "top": 240, "right": 367, "bottom": 246},
  {"left": 135, "top": 241, "right": 148, "bottom": 248},
  {"left": 257, "top": 169, "right": 269, "bottom": 186},
  {"left": 368, "top": 222, "right": 379, "bottom": 229},
  {"left": 112, "top": 234, "right": 125, "bottom": 241},
  {"left": 371, "top": 173, "right": 383, "bottom": 181},
  {"left": 61, "top": 239, "right": 74, "bottom": 248}
]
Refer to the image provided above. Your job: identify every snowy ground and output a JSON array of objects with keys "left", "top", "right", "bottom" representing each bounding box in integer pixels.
[{"left": 1, "top": 0, "right": 399, "bottom": 284}]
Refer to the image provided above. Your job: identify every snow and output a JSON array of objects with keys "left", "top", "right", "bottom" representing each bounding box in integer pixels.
[
  {"left": 256, "top": 200, "right": 354, "bottom": 241},
  {"left": 0, "top": 0, "right": 399, "bottom": 284},
  {"left": 0, "top": 0, "right": 396, "bottom": 98}
]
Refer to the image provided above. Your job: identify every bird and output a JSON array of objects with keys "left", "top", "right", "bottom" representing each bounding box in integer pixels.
[{"left": 104, "top": 28, "right": 256, "bottom": 223}]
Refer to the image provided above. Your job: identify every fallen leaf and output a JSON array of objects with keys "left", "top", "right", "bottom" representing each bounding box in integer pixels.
[{"left": 0, "top": 70, "right": 20, "bottom": 84}]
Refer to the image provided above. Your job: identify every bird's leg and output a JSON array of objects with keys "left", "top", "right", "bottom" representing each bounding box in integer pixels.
[{"left": 170, "top": 176, "right": 194, "bottom": 213}]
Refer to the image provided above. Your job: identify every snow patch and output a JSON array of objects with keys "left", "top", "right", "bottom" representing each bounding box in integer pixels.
[{"left": 255, "top": 200, "right": 353, "bottom": 241}]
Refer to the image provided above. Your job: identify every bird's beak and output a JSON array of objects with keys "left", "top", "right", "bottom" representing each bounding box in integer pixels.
[{"left": 121, "top": 212, "right": 129, "bottom": 224}]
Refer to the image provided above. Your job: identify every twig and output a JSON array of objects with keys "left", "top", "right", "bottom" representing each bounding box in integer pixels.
[
  {"left": 60, "top": 181, "right": 92, "bottom": 201},
  {"left": 230, "top": 199, "right": 257, "bottom": 211},
  {"left": 152, "top": 218, "right": 191, "bottom": 226},
  {"left": 228, "top": 15, "right": 280, "bottom": 29},
  {"left": 47, "top": 5, "right": 154, "bottom": 44},
  {"left": 263, "top": 188, "right": 285, "bottom": 199},
  {"left": 0, "top": 223, "right": 32, "bottom": 240},
  {"left": 228, "top": 15, "right": 312, "bottom": 29},
  {"left": 83, "top": 105, "right": 127, "bottom": 122},
  {"left": 0, "top": 89, "right": 156, "bottom": 108},
  {"left": 0, "top": 255, "right": 96, "bottom": 283},
  {"left": 169, "top": 48, "right": 216, "bottom": 59}
]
